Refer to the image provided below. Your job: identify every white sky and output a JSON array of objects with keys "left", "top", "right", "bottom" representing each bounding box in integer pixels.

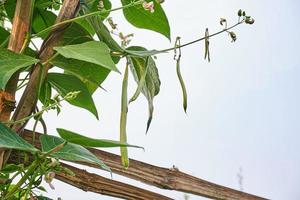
[{"left": 27, "top": 0, "right": 300, "bottom": 199}]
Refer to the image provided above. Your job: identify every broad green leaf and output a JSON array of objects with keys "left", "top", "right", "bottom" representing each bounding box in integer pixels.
[
  {"left": 62, "top": 22, "right": 93, "bottom": 45},
  {"left": 3, "top": 0, "right": 16, "bottom": 21},
  {"left": 39, "top": 80, "right": 52, "bottom": 106},
  {"left": 127, "top": 46, "right": 161, "bottom": 132},
  {"left": 129, "top": 57, "right": 149, "bottom": 103},
  {"left": 1, "top": 164, "right": 23, "bottom": 174},
  {"left": 0, "top": 48, "right": 39, "bottom": 89},
  {"left": 50, "top": 55, "right": 110, "bottom": 94},
  {"left": 0, "top": 122, "right": 38, "bottom": 153},
  {"left": 23, "top": 47, "right": 38, "bottom": 58},
  {"left": 47, "top": 73, "right": 99, "bottom": 119},
  {"left": 40, "top": 134, "right": 110, "bottom": 172},
  {"left": 76, "top": 0, "right": 112, "bottom": 35},
  {"left": 121, "top": 0, "right": 171, "bottom": 40},
  {"left": 120, "top": 64, "right": 129, "bottom": 168},
  {"left": 32, "top": 9, "right": 56, "bottom": 38},
  {"left": 0, "top": 27, "right": 9, "bottom": 44},
  {"left": 75, "top": 18, "right": 96, "bottom": 37},
  {"left": 80, "top": 0, "right": 123, "bottom": 53},
  {"left": 57, "top": 128, "right": 143, "bottom": 149},
  {"left": 54, "top": 41, "right": 119, "bottom": 72},
  {"left": 35, "top": 0, "right": 61, "bottom": 10},
  {"left": 35, "top": 0, "right": 54, "bottom": 9}
]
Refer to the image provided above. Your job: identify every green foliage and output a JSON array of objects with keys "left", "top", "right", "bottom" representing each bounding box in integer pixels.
[
  {"left": 121, "top": 0, "right": 171, "bottom": 40},
  {"left": 39, "top": 81, "right": 52, "bottom": 106},
  {"left": 127, "top": 46, "right": 161, "bottom": 132},
  {"left": 57, "top": 128, "right": 143, "bottom": 149},
  {"left": 32, "top": 9, "right": 56, "bottom": 38},
  {"left": 0, "top": 0, "right": 254, "bottom": 197},
  {"left": 51, "top": 55, "right": 110, "bottom": 94},
  {"left": 0, "top": 122, "right": 38, "bottom": 153},
  {"left": 0, "top": 48, "right": 39, "bottom": 89},
  {"left": 3, "top": 0, "right": 16, "bottom": 21},
  {"left": 47, "top": 73, "right": 99, "bottom": 119},
  {"left": 62, "top": 22, "right": 93, "bottom": 45},
  {"left": 40, "top": 135, "right": 111, "bottom": 172},
  {"left": 0, "top": 27, "right": 9, "bottom": 44},
  {"left": 54, "top": 41, "right": 119, "bottom": 72}
]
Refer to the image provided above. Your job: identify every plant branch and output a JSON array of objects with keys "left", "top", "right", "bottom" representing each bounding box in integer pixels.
[
  {"left": 0, "top": 0, "right": 35, "bottom": 170},
  {"left": 7, "top": 152, "right": 173, "bottom": 200},
  {"left": 11, "top": 0, "right": 81, "bottom": 133},
  {"left": 4, "top": 91, "right": 79, "bottom": 126},
  {"left": 32, "top": 0, "right": 144, "bottom": 39},
  {"left": 56, "top": 163, "right": 173, "bottom": 200},
  {"left": 21, "top": 130, "right": 268, "bottom": 200},
  {"left": 2, "top": 0, "right": 81, "bottom": 171}
]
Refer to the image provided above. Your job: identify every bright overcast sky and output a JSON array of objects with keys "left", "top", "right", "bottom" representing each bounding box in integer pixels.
[{"left": 31, "top": 0, "right": 300, "bottom": 199}]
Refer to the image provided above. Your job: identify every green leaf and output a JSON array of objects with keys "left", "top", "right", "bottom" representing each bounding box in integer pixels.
[
  {"left": 39, "top": 80, "right": 52, "bottom": 106},
  {"left": 62, "top": 22, "right": 93, "bottom": 45},
  {"left": 50, "top": 55, "right": 110, "bottom": 94},
  {"left": 129, "top": 57, "right": 149, "bottom": 103},
  {"left": 3, "top": 0, "right": 16, "bottom": 21},
  {"left": 121, "top": 0, "right": 171, "bottom": 40},
  {"left": 54, "top": 41, "right": 119, "bottom": 72},
  {"left": 1, "top": 164, "right": 23, "bottom": 174},
  {"left": 35, "top": 0, "right": 54, "bottom": 9},
  {"left": 0, "top": 48, "right": 39, "bottom": 89},
  {"left": 47, "top": 73, "right": 99, "bottom": 119},
  {"left": 81, "top": 5, "right": 124, "bottom": 53},
  {"left": 40, "top": 134, "right": 110, "bottom": 172},
  {"left": 127, "top": 46, "right": 161, "bottom": 132},
  {"left": 57, "top": 128, "right": 143, "bottom": 149},
  {"left": 0, "top": 122, "right": 39, "bottom": 153},
  {"left": 0, "top": 27, "right": 10, "bottom": 44},
  {"left": 75, "top": 18, "right": 96, "bottom": 37},
  {"left": 120, "top": 64, "right": 129, "bottom": 168},
  {"left": 32, "top": 9, "right": 56, "bottom": 38},
  {"left": 76, "top": 0, "right": 112, "bottom": 35}
]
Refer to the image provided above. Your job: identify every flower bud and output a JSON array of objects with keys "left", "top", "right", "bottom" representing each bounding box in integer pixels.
[
  {"left": 47, "top": 158, "right": 59, "bottom": 168},
  {"left": 44, "top": 171, "right": 56, "bottom": 190},
  {"left": 238, "top": 9, "right": 242, "bottom": 17},
  {"left": 229, "top": 32, "right": 237, "bottom": 42},
  {"left": 98, "top": 0, "right": 104, "bottom": 10},
  {"left": 143, "top": 1, "right": 155, "bottom": 13},
  {"left": 220, "top": 18, "right": 227, "bottom": 26},
  {"left": 245, "top": 16, "right": 255, "bottom": 24}
]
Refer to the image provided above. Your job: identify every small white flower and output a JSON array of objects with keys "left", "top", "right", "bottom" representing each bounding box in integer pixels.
[
  {"left": 45, "top": 171, "right": 56, "bottom": 190},
  {"left": 143, "top": 1, "right": 155, "bottom": 13}
]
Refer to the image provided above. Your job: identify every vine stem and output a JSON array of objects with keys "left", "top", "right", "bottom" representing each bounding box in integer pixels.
[
  {"left": 32, "top": 0, "right": 144, "bottom": 38},
  {"left": 3, "top": 91, "right": 79, "bottom": 126},
  {"left": 159, "top": 21, "right": 244, "bottom": 53}
]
